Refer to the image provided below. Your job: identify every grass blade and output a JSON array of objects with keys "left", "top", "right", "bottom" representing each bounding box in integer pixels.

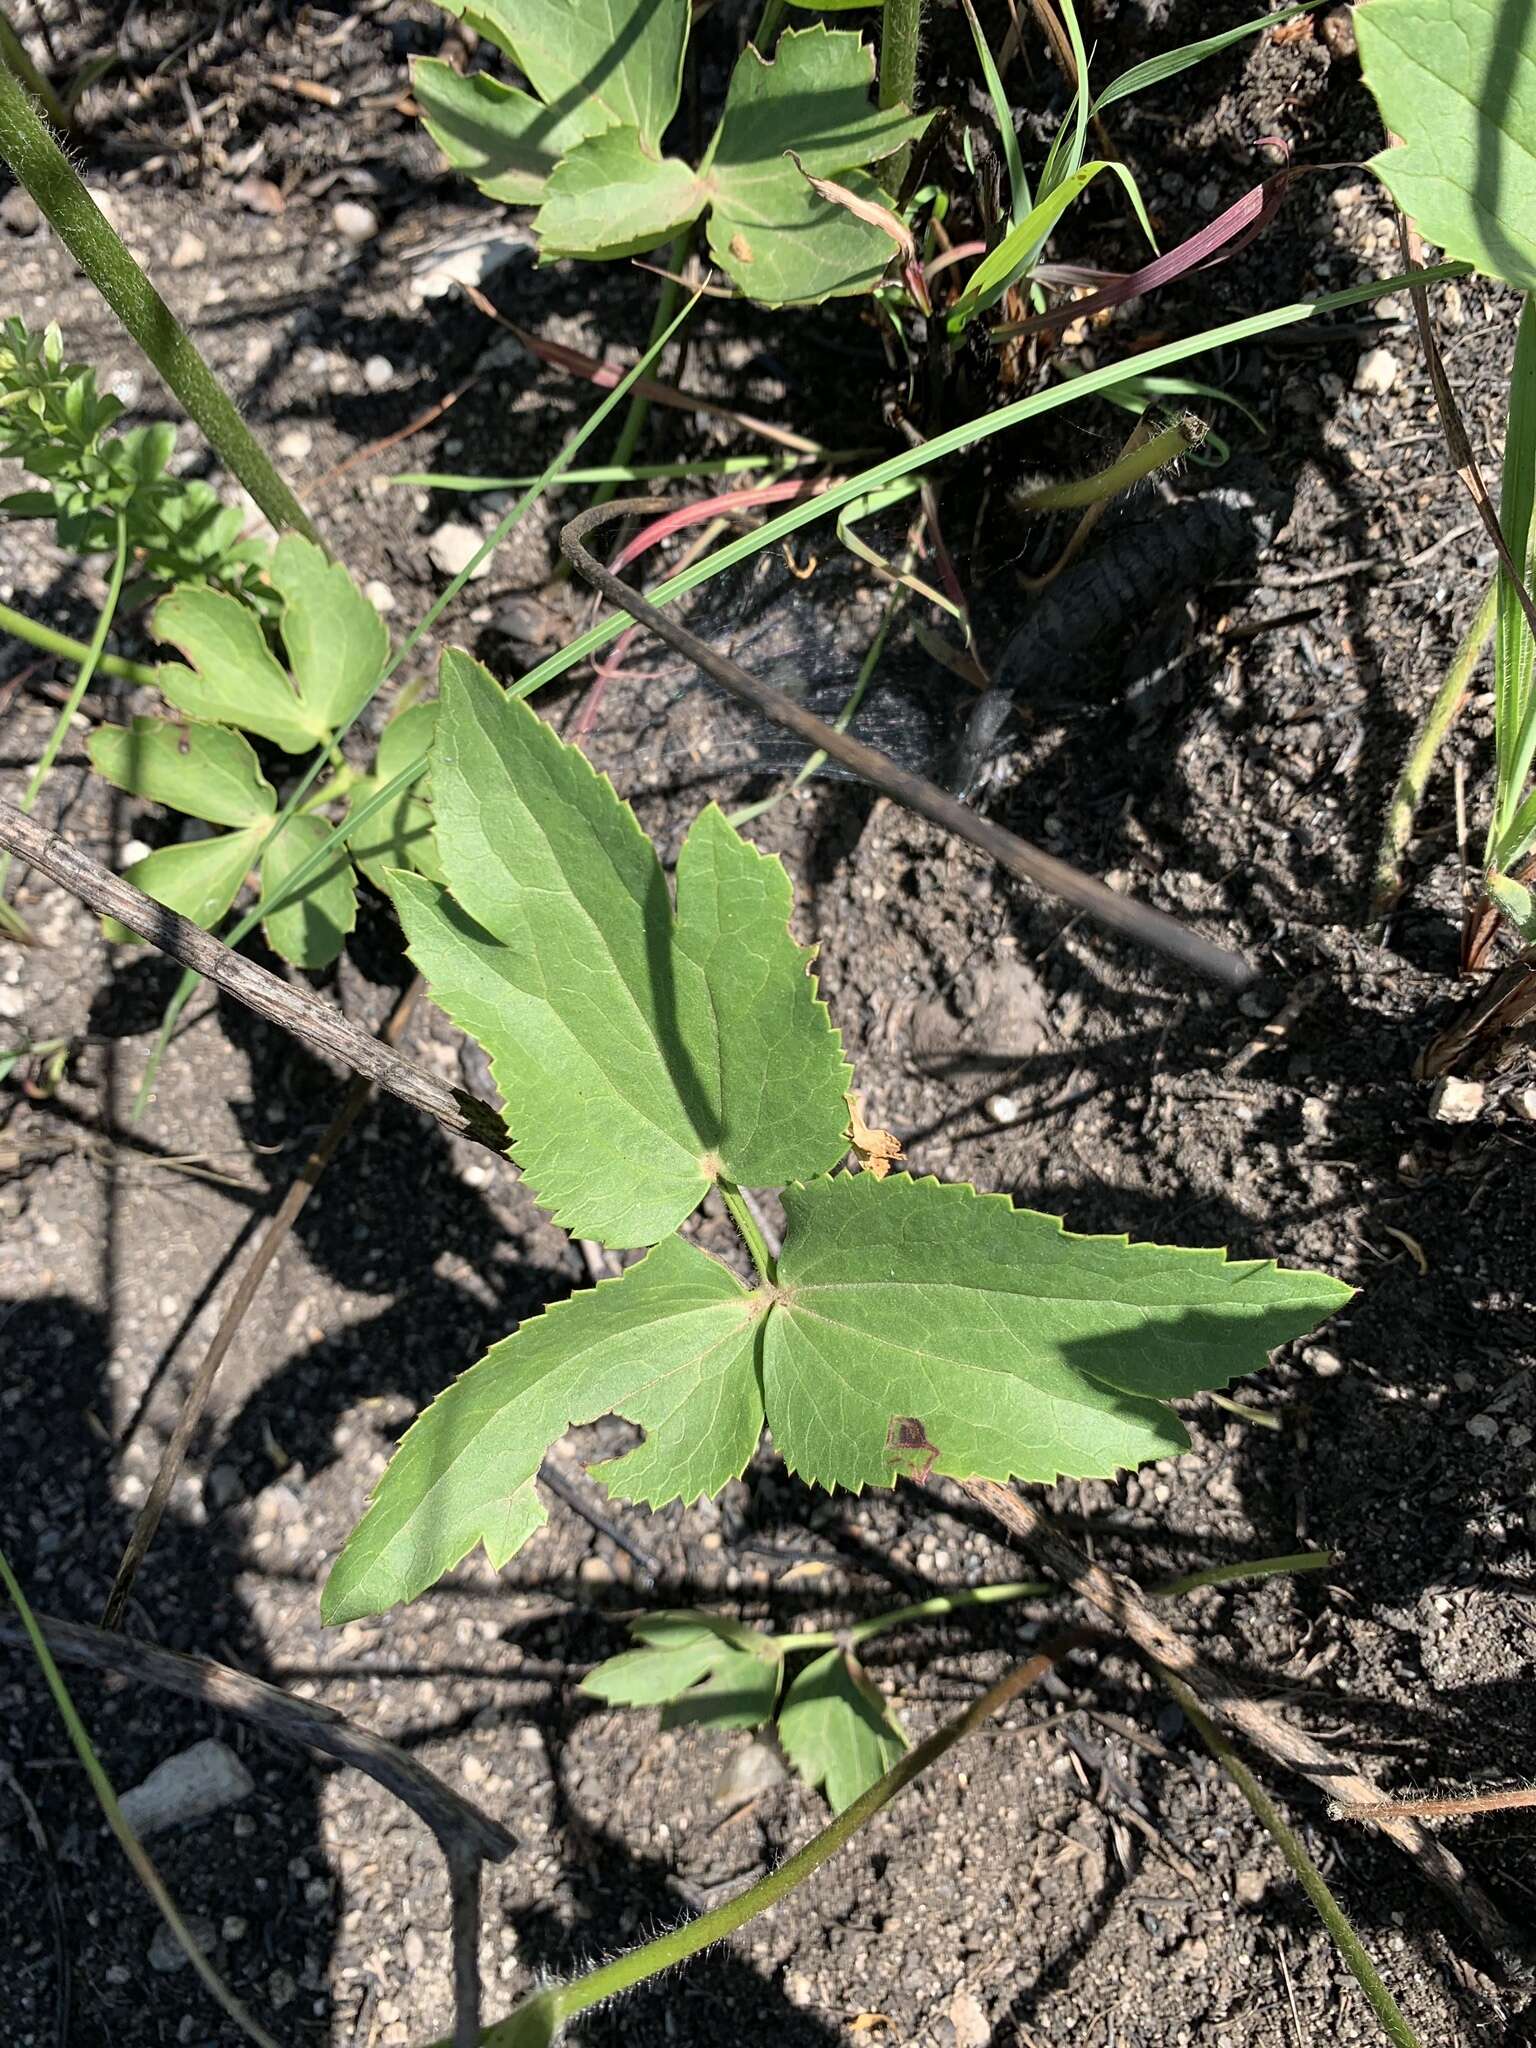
[
  {"left": 512, "top": 262, "right": 1469, "bottom": 702},
  {"left": 1092, "top": 2, "right": 1324, "bottom": 115},
  {"left": 959, "top": 0, "right": 1030, "bottom": 224}
]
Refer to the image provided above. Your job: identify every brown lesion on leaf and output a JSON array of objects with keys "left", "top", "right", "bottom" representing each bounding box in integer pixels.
[
  {"left": 845, "top": 1091, "right": 904, "bottom": 1179},
  {"left": 885, "top": 1415, "right": 938, "bottom": 1484},
  {"left": 729, "top": 231, "right": 753, "bottom": 263}
]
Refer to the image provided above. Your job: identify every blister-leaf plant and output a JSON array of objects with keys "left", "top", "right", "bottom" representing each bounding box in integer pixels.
[
  {"left": 0, "top": 318, "right": 269, "bottom": 605},
  {"left": 84, "top": 537, "right": 440, "bottom": 969},
  {"left": 1359, "top": 2, "right": 1536, "bottom": 936},
  {"left": 322, "top": 657, "right": 1350, "bottom": 1625},
  {"left": 412, "top": 6, "right": 929, "bottom": 304}
]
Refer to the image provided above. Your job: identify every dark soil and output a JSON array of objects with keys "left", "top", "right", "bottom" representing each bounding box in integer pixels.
[{"left": 2, "top": 5, "right": 1533, "bottom": 2047}]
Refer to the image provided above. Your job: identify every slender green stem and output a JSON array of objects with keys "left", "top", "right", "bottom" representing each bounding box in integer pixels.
[
  {"left": 0, "top": 64, "right": 315, "bottom": 544},
  {"left": 0, "top": 594, "right": 159, "bottom": 687},
  {"left": 719, "top": 1180, "right": 776, "bottom": 1284},
  {"left": 784, "top": 1549, "right": 1333, "bottom": 1653},
  {"left": 1158, "top": 1669, "right": 1423, "bottom": 2048},
  {"left": 0, "top": 6, "right": 69, "bottom": 131},
  {"left": 0, "top": 1546, "right": 282, "bottom": 2048},
  {"left": 786, "top": 1579, "right": 1051, "bottom": 1654},
  {"left": 1149, "top": 1549, "right": 1334, "bottom": 1601},
  {"left": 388, "top": 454, "right": 814, "bottom": 491},
  {"left": 752, "top": 0, "right": 788, "bottom": 52},
  {"left": 1371, "top": 572, "right": 1497, "bottom": 916},
  {"left": 131, "top": 289, "right": 705, "bottom": 1118},
  {"left": 1017, "top": 412, "right": 1205, "bottom": 511},
  {"left": 469, "top": 1636, "right": 1071, "bottom": 2048},
  {"left": 18, "top": 513, "right": 127, "bottom": 813},
  {"left": 0, "top": 511, "right": 127, "bottom": 912}
]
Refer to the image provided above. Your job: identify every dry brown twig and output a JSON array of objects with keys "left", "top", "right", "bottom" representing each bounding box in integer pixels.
[
  {"left": 559, "top": 498, "right": 1257, "bottom": 992},
  {"left": 962, "top": 1477, "right": 1526, "bottom": 1975},
  {"left": 0, "top": 1612, "right": 516, "bottom": 2048},
  {"left": 0, "top": 799, "right": 508, "bottom": 1151}
]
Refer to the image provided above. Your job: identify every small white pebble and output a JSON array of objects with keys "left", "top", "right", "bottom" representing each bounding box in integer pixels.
[
  {"left": 276, "top": 426, "right": 313, "bottom": 463},
  {"left": 1353, "top": 347, "right": 1400, "bottom": 396},
  {"left": 364, "top": 577, "right": 396, "bottom": 614},
  {"left": 1429, "top": 1076, "right": 1483, "bottom": 1123},
  {"left": 985, "top": 1093, "right": 1021, "bottom": 1126},
  {"left": 120, "top": 837, "right": 154, "bottom": 868},
  {"left": 427, "top": 521, "right": 492, "bottom": 581},
  {"left": 332, "top": 199, "right": 379, "bottom": 243},
  {"left": 1466, "top": 1413, "right": 1498, "bottom": 1441},
  {"left": 362, "top": 354, "right": 393, "bottom": 391}
]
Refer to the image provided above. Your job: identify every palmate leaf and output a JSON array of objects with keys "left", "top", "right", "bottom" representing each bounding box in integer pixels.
[
  {"left": 777, "top": 1647, "right": 905, "bottom": 1812},
  {"left": 106, "top": 827, "right": 266, "bottom": 939},
  {"left": 704, "top": 27, "right": 930, "bottom": 304},
  {"left": 324, "top": 1173, "right": 1349, "bottom": 1622},
  {"left": 536, "top": 128, "right": 703, "bottom": 262},
  {"left": 1359, "top": 0, "right": 1536, "bottom": 295},
  {"left": 153, "top": 536, "right": 388, "bottom": 753},
  {"left": 393, "top": 653, "right": 851, "bottom": 1246},
  {"left": 412, "top": 57, "right": 611, "bottom": 204},
  {"left": 762, "top": 1176, "right": 1353, "bottom": 1492},
  {"left": 88, "top": 717, "right": 275, "bottom": 828},
  {"left": 259, "top": 813, "right": 358, "bottom": 969},
  {"left": 322, "top": 1234, "right": 765, "bottom": 1624},
  {"left": 436, "top": 0, "right": 688, "bottom": 152},
  {"left": 582, "top": 1612, "right": 781, "bottom": 1731}
]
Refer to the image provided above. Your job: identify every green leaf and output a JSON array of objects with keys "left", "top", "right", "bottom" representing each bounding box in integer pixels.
[
  {"left": 438, "top": 0, "right": 688, "bottom": 152},
  {"left": 583, "top": 1611, "right": 781, "bottom": 1730},
  {"left": 106, "top": 826, "right": 264, "bottom": 938},
  {"left": 154, "top": 586, "right": 320, "bottom": 753},
  {"left": 88, "top": 717, "right": 276, "bottom": 828},
  {"left": 777, "top": 1647, "right": 905, "bottom": 1811},
  {"left": 266, "top": 536, "right": 390, "bottom": 737},
  {"left": 259, "top": 813, "right": 358, "bottom": 969},
  {"left": 1492, "top": 297, "right": 1536, "bottom": 856},
  {"left": 394, "top": 652, "right": 850, "bottom": 1245},
  {"left": 153, "top": 538, "right": 388, "bottom": 753},
  {"left": 348, "top": 701, "right": 443, "bottom": 892},
  {"left": 322, "top": 1233, "right": 765, "bottom": 1623},
  {"left": 707, "top": 164, "right": 909, "bottom": 305},
  {"left": 1488, "top": 869, "right": 1536, "bottom": 941},
  {"left": 949, "top": 159, "right": 1156, "bottom": 327},
  {"left": 704, "top": 26, "right": 930, "bottom": 305},
  {"left": 536, "top": 128, "right": 703, "bottom": 260},
  {"left": 412, "top": 55, "right": 610, "bottom": 202},
  {"left": 1360, "top": 0, "right": 1536, "bottom": 294},
  {"left": 761, "top": 1175, "right": 1355, "bottom": 1493}
]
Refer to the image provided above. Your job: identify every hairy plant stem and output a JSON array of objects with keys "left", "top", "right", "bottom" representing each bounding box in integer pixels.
[
  {"left": 0, "top": 1548, "right": 282, "bottom": 2048},
  {"left": 0, "top": 511, "right": 127, "bottom": 917},
  {"left": 719, "top": 1178, "right": 776, "bottom": 1283},
  {"left": 1159, "top": 1670, "right": 1423, "bottom": 2048},
  {"left": 879, "top": 0, "right": 923, "bottom": 187},
  {"left": 470, "top": 1635, "right": 1076, "bottom": 2048},
  {"left": 0, "top": 7, "right": 68, "bottom": 131},
  {"left": 0, "top": 64, "right": 315, "bottom": 543},
  {"left": 1371, "top": 573, "right": 1497, "bottom": 916},
  {"left": 0, "top": 595, "right": 159, "bottom": 686},
  {"left": 752, "top": 0, "right": 788, "bottom": 51}
]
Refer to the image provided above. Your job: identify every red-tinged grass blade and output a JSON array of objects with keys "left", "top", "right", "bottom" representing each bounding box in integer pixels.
[{"left": 992, "top": 172, "right": 1296, "bottom": 343}]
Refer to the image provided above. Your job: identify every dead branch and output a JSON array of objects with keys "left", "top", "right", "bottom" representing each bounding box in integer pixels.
[
  {"left": 560, "top": 498, "right": 1256, "bottom": 992},
  {"left": 0, "top": 1612, "right": 517, "bottom": 2045}
]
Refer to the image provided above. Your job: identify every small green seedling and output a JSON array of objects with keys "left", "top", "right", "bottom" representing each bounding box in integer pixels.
[
  {"left": 86, "top": 538, "right": 439, "bottom": 968},
  {"left": 322, "top": 655, "right": 1350, "bottom": 1627},
  {"left": 413, "top": 7, "right": 929, "bottom": 304},
  {"left": 586, "top": 1610, "right": 906, "bottom": 1814},
  {"left": 0, "top": 317, "right": 268, "bottom": 605}
]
